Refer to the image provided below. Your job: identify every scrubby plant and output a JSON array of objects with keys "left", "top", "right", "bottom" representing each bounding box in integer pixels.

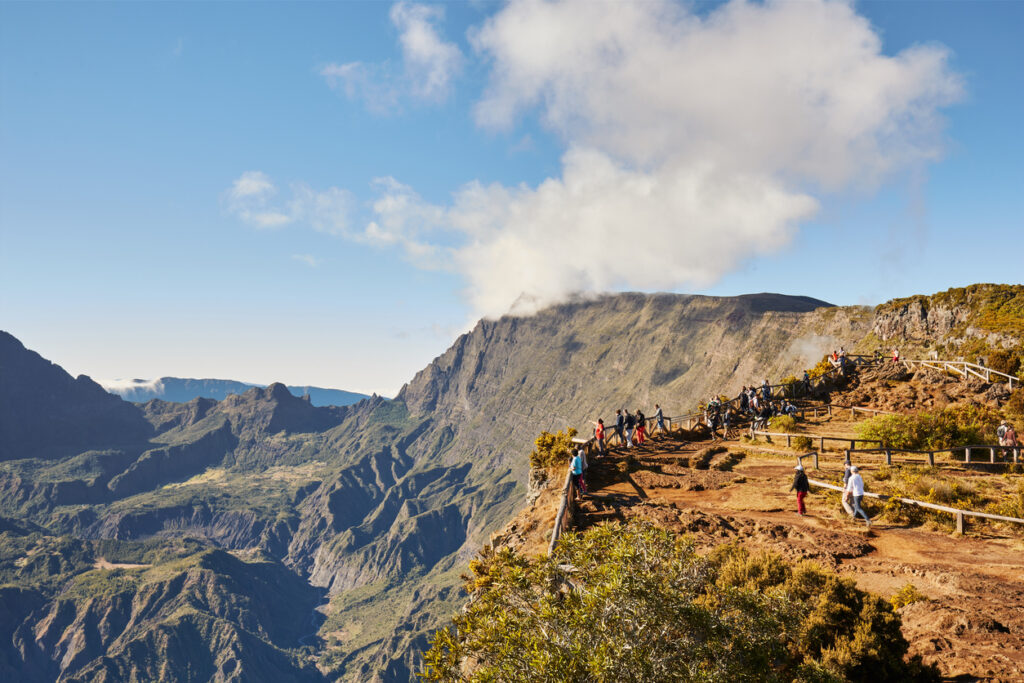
[
  {"left": 856, "top": 404, "right": 1000, "bottom": 451},
  {"left": 1005, "top": 388, "right": 1024, "bottom": 421},
  {"left": 890, "top": 583, "right": 928, "bottom": 610},
  {"left": 808, "top": 356, "right": 835, "bottom": 380},
  {"left": 421, "top": 522, "right": 937, "bottom": 682},
  {"left": 529, "top": 428, "right": 579, "bottom": 469},
  {"left": 987, "top": 349, "right": 1021, "bottom": 376}
]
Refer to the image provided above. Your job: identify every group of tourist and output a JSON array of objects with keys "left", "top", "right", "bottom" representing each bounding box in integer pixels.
[
  {"left": 998, "top": 420, "right": 1020, "bottom": 459},
  {"left": 790, "top": 459, "right": 871, "bottom": 528},
  {"left": 591, "top": 404, "right": 666, "bottom": 456}
]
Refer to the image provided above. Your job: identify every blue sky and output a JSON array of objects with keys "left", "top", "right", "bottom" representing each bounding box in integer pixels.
[{"left": 1, "top": 1, "right": 1021, "bottom": 396}]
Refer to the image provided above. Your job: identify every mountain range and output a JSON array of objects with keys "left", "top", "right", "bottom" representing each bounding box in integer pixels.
[
  {"left": 0, "top": 284, "right": 1020, "bottom": 681},
  {"left": 100, "top": 377, "right": 373, "bottom": 407}
]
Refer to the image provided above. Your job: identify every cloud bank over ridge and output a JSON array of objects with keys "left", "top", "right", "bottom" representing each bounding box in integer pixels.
[{"left": 229, "top": 0, "right": 963, "bottom": 319}]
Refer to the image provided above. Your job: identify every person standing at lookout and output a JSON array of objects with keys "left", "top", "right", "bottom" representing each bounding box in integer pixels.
[
  {"left": 636, "top": 409, "right": 647, "bottom": 444},
  {"left": 570, "top": 449, "right": 586, "bottom": 499},
  {"left": 615, "top": 409, "right": 625, "bottom": 447},
  {"left": 592, "top": 418, "right": 606, "bottom": 455},
  {"left": 844, "top": 466, "right": 871, "bottom": 528},
  {"left": 762, "top": 379, "right": 772, "bottom": 402},
  {"left": 624, "top": 409, "right": 636, "bottom": 448},
  {"left": 654, "top": 404, "right": 665, "bottom": 435},
  {"left": 790, "top": 464, "right": 810, "bottom": 515}
]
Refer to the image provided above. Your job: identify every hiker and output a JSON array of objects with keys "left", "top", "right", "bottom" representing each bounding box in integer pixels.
[
  {"left": 739, "top": 387, "right": 749, "bottom": 413},
  {"left": 843, "top": 466, "right": 871, "bottom": 528},
  {"left": 998, "top": 420, "right": 1009, "bottom": 459},
  {"left": 762, "top": 379, "right": 772, "bottom": 401},
  {"left": 570, "top": 449, "right": 586, "bottom": 499},
  {"left": 654, "top": 404, "right": 665, "bottom": 434},
  {"left": 624, "top": 409, "right": 636, "bottom": 448},
  {"left": 782, "top": 400, "right": 798, "bottom": 416},
  {"left": 592, "top": 418, "right": 606, "bottom": 455},
  {"left": 1001, "top": 421, "right": 1019, "bottom": 461},
  {"left": 722, "top": 407, "right": 732, "bottom": 437},
  {"left": 892, "top": 347, "right": 900, "bottom": 363},
  {"left": 615, "top": 409, "right": 625, "bottom": 446},
  {"left": 802, "top": 371, "right": 811, "bottom": 396},
  {"left": 841, "top": 460, "right": 854, "bottom": 515},
  {"left": 790, "top": 464, "right": 810, "bottom": 515},
  {"left": 831, "top": 349, "right": 839, "bottom": 364},
  {"left": 636, "top": 409, "right": 647, "bottom": 444}
]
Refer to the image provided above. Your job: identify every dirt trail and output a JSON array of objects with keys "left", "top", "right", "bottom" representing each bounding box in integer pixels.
[{"left": 561, "top": 433, "right": 1024, "bottom": 681}]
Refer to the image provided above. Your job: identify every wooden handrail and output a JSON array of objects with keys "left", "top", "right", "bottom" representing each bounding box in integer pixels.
[
  {"left": 902, "top": 359, "right": 1020, "bottom": 388},
  {"left": 548, "top": 468, "right": 576, "bottom": 553},
  {"left": 807, "top": 478, "right": 1024, "bottom": 533}
]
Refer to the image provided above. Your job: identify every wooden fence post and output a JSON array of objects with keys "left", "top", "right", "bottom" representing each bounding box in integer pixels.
[
  {"left": 965, "top": 447, "right": 971, "bottom": 464},
  {"left": 990, "top": 447, "right": 996, "bottom": 464},
  {"left": 927, "top": 451, "right": 935, "bottom": 467},
  {"left": 885, "top": 449, "right": 892, "bottom": 466},
  {"left": 786, "top": 434, "right": 792, "bottom": 448},
  {"left": 819, "top": 436, "right": 825, "bottom": 451},
  {"left": 956, "top": 511, "right": 965, "bottom": 535},
  {"left": 844, "top": 448, "right": 850, "bottom": 463},
  {"left": 1015, "top": 448, "right": 1020, "bottom": 464},
  {"left": 828, "top": 405, "right": 832, "bottom": 417},
  {"left": 813, "top": 451, "right": 819, "bottom": 469}
]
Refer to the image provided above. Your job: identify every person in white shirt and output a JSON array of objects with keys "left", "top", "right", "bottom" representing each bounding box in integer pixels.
[{"left": 843, "top": 466, "right": 871, "bottom": 528}]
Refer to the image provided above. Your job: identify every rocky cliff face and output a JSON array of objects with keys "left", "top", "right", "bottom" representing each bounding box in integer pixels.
[{"left": 2, "top": 287, "right": 1018, "bottom": 682}]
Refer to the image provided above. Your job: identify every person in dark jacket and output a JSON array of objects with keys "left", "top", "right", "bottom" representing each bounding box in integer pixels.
[{"left": 790, "top": 464, "right": 810, "bottom": 515}]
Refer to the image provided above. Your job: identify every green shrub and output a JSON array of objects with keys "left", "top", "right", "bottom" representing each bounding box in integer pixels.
[
  {"left": 772, "top": 415, "right": 799, "bottom": 433},
  {"left": 793, "top": 436, "right": 814, "bottom": 451},
  {"left": 808, "top": 356, "right": 834, "bottom": 380},
  {"left": 856, "top": 404, "right": 1000, "bottom": 451},
  {"left": 529, "top": 428, "right": 578, "bottom": 469},
  {"left": 891, "top": 583, "right": 928, "bottom": 610},
  {"left": 1006, "top": 388, "right": 1024, "bottom": 420},
  {"left": 422, "top": 522, "right": 937, "bottom": 682},
  {"left": 987, "top": 349, "right": 1021, "bottom": 376}
]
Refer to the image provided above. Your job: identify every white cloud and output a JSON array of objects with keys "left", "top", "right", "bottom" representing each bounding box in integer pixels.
[
  {"left": 321, "top": 1, "right": 462, "bottom": 110},
  {"left": 292, "top": 254, "right": 322, "bottom": 268},
  {"left": 247, "top": 0, "right": 962, "bottom": 320},
  {"left": 390, "top": 2, "right": 463, "bottom": 101},
  {"left": 225, "top": 173, "right": 354, "bottom": 234}
]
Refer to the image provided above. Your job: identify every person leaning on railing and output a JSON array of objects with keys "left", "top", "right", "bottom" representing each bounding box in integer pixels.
[{"left": 591, "top": 418, "right": 606, "bottom": 455}]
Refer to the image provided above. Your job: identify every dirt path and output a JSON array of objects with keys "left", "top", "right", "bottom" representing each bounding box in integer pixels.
[{"left": 571, "top": 434, "right": 1024, "bottom": 681}]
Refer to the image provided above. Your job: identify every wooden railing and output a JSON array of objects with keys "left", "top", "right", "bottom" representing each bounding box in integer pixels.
[
  {"left": 548, "top": 468, "right": 577, "bottom": 553},
  {"left": 807, "top": 478, "right": 1024, "bottom": 534},
  {"left": 748, "top": 430, "right": 882, "bottom": 452},
  {"left": 848, "top": 444, "right": 1022, "bottom": 467},
  {"left": 902, "top": 359, "right": 1020, "bottom": 389}
]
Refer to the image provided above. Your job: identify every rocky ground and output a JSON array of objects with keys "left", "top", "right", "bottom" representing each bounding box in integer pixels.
[{"left": 493, "top": 369, "right": 1024, "bottom": 682}]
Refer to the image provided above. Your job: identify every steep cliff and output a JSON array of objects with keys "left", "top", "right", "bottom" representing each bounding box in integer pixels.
[{"left": 1, "top": 286, "right": 1019, "bottom": 682}]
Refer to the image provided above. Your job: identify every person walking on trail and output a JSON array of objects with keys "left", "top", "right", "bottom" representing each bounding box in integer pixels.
[
  {"left": 624, "top": 409, "right": 636, "bottom": 448},
  {"left": 654, "top": 404, "right": 665, "bottom": 435},
  {"left": 570, "top": 449, "right": 586, "bottom": 499},
  {"left": 762, "top": 379, "right": 772, "bottom": 402},
  {"left": 790, "top": 464, "right": 810, "bottom": 515},
  {"left": 739, "top": 387, "right": 749, "bottom": 414},
  {"left": 802, "top": 371, "right": 811, "bottom": 396},
  {"left": 844, "top": 466, "right": 871, "bottom": 528},
  {"left": 722, "top": 407, "right": 732, "bottom": 438},
  {"left": 615, "top": 409, "right": 625, "bottom": 447},
  {"left": 840, "top": 460, "right": 854, "bottom": 514},
  {"left": 636, "top": 409, "right": 647, "bottom": 444},
  {"left": 592, "top": 418, "right": 606, "bottom": 455}
]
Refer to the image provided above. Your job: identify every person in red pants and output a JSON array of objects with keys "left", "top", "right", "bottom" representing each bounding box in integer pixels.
[{"left": 790, "top": 464, "right": 810, "bottom": 515}]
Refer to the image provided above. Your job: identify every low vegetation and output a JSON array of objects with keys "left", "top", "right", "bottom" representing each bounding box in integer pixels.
[
  {"left": 855, "top": 404, "right": 1000, "bottom": 451},
  {"left": 421, "top": 522, "right": 937, "bottom": 682},
  {"left": 891, "top": 583, "right": 928, "bottom": 610},
  {"left": 529, "top": 428, "right": 579, "bottom": 469}
]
